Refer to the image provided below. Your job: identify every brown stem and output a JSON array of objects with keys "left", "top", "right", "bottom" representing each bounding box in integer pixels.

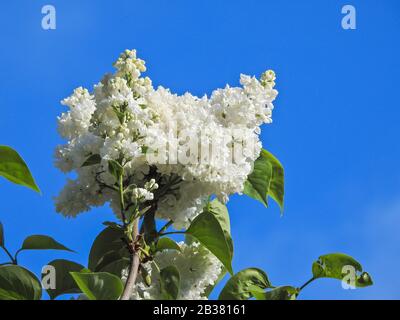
[{"left": 120, "top": 218, "right": 140, "bottom": 300}]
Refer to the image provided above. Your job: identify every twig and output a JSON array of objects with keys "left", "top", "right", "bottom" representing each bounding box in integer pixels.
[
  {"left": 1, "top": 246, "right": 17, "bottom": 265},
  {"left": 158, "top": 220, "right": 174, "bottom": 234},
  {"left": 298, "top": 277, "right": 316, "bottom": 292},
  {"left": 120, "top": 218, "right": 140, "bottom": 300}
]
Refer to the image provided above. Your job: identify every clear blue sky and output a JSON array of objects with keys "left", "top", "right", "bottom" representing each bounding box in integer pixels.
[{"left": 0, "top": 0, "right": 399, "bottom": 299}]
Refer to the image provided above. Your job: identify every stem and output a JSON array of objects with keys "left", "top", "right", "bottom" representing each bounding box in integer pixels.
[
  {"left": 159, "top": 231, "right": 186, "bottom": 237},
  {"left": 299, "top": 277, "right": 316, "bottom": 292},
  {"left": 119, "top": 174, "right": 127, "bottom": 226},
  {"left": 151, "top": 260, "right": 161, "bottom": 274},
  {"left": 158, "top": 220, "right": 173, "bottom": 234},
  {"left": 1, "top": 246, "right": 17, "bottom": 265},
  {"left": 119, "top": 174, "right": 179, "bottom": 300},
  {"left": 117, "top": 168, "right": 141, "bottom": 300},
  {"left": 120, "top": 218, "right": 140, "bottom": 300}
]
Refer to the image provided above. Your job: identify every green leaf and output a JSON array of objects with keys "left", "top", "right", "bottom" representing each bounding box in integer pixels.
[
  {"left": 160, "top": 266, "right": 180, "bottom": 300},
  {"left": 243, "top": 154, "right": 272, "bottom": 207},
  {"left": 0, "top": 222, "right": 4, "bottom": 247},
  {"left": 142, "top": 210, "right": 158, "bottom": 244},
  {"left": 108, "top": 160, "right": 123, "bottom": 180},
  {"left": 88, "top": 226, "right": 129, "bottom": 272},
  {"left": 265, "top": 150, "right": 285, "bottom": 211},
  {"left": 43, "top": 259, "right": 85, "bottom": 300},
  {"left": 141, "top": 266, "right": 152, "bottom": 287},
  {"left": 0, "top": 146, "right": 40, "bottom": 193},
  {"left": 102, "top": 221, "right": 122, "bottom": 229},
  {"left": 355, "top": 272, "right": 374, "bottom": 288},
  {"left": 187, "top": 211, "right": 233, "bottom": 275},
  {"left": 70, "top": 272, "right": 124, "bottom": 300},
  {"left": 251, "top": 286, "right": 298, "bottom": 300},
  {"left": 204, "top": 199, "right": 233, "bottom": 257},
  {"left": 155, "top": 238, "right": 181, "bottom": 253},
  {"left": 243, "top": 149, "right": 284, "bottom": 211},
  {"left": 20, "top": 235, "right": 73, "bottom": 252},
  {"left": 312, "top": 253, "right": 373, "bottom": 288},
  {"left": 98, "top": 257, "right": 130, "bottom": 277},
  {"left": 93, "top": 249, "right": 130, "bottom": 278},
  {"left": 82, "top": 154, "right": 101, "bottom": 167},
  {"left": 219, "top": 268, "right": 271, "bottom": 300},
  {"left": 0, "top": 265, "right": 42, "bottom": 300}
]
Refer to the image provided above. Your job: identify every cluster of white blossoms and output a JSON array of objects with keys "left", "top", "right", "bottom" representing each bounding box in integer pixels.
[
  {"left": 55, "top": 49, "right": 278, "bottom": 229},
  {"left": 127, "top": 242, "right": 223, "bottom": 300}
]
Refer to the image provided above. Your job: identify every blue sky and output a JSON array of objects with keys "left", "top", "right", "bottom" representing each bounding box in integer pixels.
[{"left": 0, "top": 0, "right": 399, "bottom": 299}]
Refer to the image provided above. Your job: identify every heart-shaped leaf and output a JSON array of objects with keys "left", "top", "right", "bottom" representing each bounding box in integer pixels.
[
  {"left": 81, "top": 154, "right": 101, "bottom": 167},
  {"left": 70, "top": 272, "right": 124, "bottom": 300},
  {"left": 97, "top": 258, "right": 130, "bottom": 277},
  {"left": 243, "top": 149, "right": 284, "bottom": 211},
  {"left": 20, "top": 235, "right": 73, "bottom": 252},
  {"left": 187, "top": 211, "right": 233, "bottom": 275},
  {"left": 251, "top": 286, "right": 298, "bottom": 300},
  {"left": 0, "top": 265, "right": 42, "bottom": 300},
  {"left": 88, "top": 226, "right": 129, "bottom": 271},
  {"left": 155, "top": 238, "right": 181, "bottom": 253},
  {"left": 43, "top": 259, "right": 85, "bottom": 300},
  {"left": 204, "top": 199, "right": 233, "bottom": 255},
  {"left": 219, "top": 268, "right": 271, "bottom": 300},
  {"left": 0, "top": 146, "right": 40, "bottom": 193},
  {"left": 160, "top": 266, "right": 180, "bottom": 300},
  {"left": 312, "top": 253, "right": 373, "bottom": 288}
]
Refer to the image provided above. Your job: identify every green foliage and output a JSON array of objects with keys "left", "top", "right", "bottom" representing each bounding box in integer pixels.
[
  {"left": 155, "top": 237, "right": 181, "bottom": 253},
  {"left": 0, "top": 265, "right": 42, "bottom": 300},
  {"left": 98, "top": 256, "right": 130, "bottom": 277},
  {"left": 43, "top": 259, "right": 85, "bottom": 300},
  {"left": 219, "top": 268, "right": 270, "bottom": 300},
  {"left": 220, "top": 252, "right": 373, "bottom": 301},
  {"left": 0, "top": 145, "right": 40, "bottom": 193},
  {"left": 0, "top": 145, "right": 374, "bottom": 301},
  {"left": 312, "top": 253, "right": 373, "bottom": 288},
  {"left": 70, "top": 272, "right": 124, "bottom": 300},
  {"left": 252, "top": 286, "right": 298, "bottom": 300},
  {"left": 19, "top": 235, "right": 73, "bottom": 253},
  {"left": 160, "top": 266, "right": 180, "bottom": 300},
  {"left": 142, "top": 211, "right": 158, "bottom": 244},
  {"left": 88, "top": 226, "right": 129, "bottom": 272},
  {"left": 204, "top": 199, "right": 233, "bottom": 256},
  {"left": 108, "top": 160, "right": 123, "bottom": 181},
  {"left": 243, "top": 149, "right": 284, "bottom": 211},
  {"left": 187, "top": 205, "right": 234, "bottom": 275},
  {"left": 81, "top": 154, "right": 101, "bottom": 167}
]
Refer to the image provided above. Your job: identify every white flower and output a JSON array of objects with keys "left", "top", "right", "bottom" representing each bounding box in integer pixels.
[
  {"left": 58, "top": 87, "right": 96, "bottom": 139},
  {"left": 144, "top": 179, "right": 158, "bottom": 191},
  {"left": 261, "top": 70, "right": 276, "bottom": 88},
  {"left": 55, "top": 49, "right": 279, "bottom": 300},
  {"left": 131, "top": 188, "right": 154, "bottom": 203},
  {"left": 55, "top": 49, "right": 278, "bottom": 228},
  {"left": 129, "top": 242, "right": 223, "bottom": 300}
]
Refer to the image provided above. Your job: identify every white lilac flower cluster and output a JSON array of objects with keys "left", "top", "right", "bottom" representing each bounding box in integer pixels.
[
  {"left": 55, "top": 49, "right": 278, "bottom": 229},
  {"left": 127, "top": 241, "right": 223, "bottom": 300}
]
